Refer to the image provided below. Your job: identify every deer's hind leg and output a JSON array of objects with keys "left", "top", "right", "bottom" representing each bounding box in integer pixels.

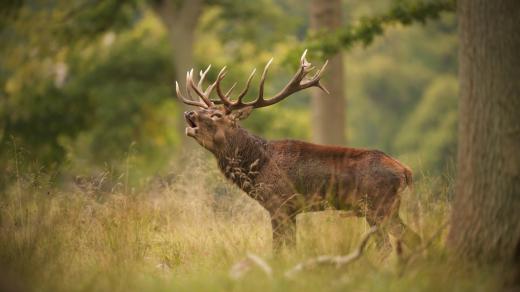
[
  {"left": 363, "top": 180, "right": 410, "bottom": 258},
  {"left": 270, "top": 212, "right": 296, "bottom": 251},
  {"left": 378, "top": 186, "right": 421, "bottom": 249},
  {"left": 367, "top": 191, "right": 422, "bottom": 254},
  {"left": 365, "top": 213, "right": 393, "bottom": 259},
  {"left": 386, "top": 213, "right": 421, "bottom": 249}
]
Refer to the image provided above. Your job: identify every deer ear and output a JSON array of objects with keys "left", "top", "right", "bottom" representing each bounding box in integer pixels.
[{"left": 229, "top": 106, "right": 253, "bottom": 121}]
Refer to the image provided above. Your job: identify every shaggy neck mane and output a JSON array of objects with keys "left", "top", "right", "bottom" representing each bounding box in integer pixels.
[{"left": 214, "top": 126, "right": 269, "bottom": 192}]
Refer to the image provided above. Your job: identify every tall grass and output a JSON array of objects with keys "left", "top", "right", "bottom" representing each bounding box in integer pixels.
[{"left": 0, "top": 155, "right": 500, "bottom": 292}]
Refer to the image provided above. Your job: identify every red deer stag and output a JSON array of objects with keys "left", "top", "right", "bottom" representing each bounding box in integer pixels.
[{"left": 176, "top": 51, "right": 421, "bottom": 253}]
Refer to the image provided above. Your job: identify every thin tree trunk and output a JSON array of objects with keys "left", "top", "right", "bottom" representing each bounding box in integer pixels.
[
  {"left": 309, "top": 0, "right": 346, "bottom": 145},
  {"left": 448, "top": 0, "right": 520, "bottom": 268},
  {"left": 153, "top": 0, "right": 203, "bottom": 146}
]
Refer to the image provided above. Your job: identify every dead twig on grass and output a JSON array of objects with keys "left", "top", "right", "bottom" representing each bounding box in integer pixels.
[
  {"left": 229, "top": 253, "right": 273, "bottom": 280},
  {"left": 285, "top": 226, "right": 378, "bottom": 278}
]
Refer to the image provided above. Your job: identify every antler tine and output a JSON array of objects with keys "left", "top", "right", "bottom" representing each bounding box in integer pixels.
[
  {"left": 300, "top": 49, "right": 308, "bottom": 62},
  {"left": 299, "top": 49, "right": 314, "bottom": 78},
  {"left": 184, "top": 50, "right": 328, "bottom": 112},
  {"left": 245, "top": 50, "right": 328, "bottom": 109},
  {"left": 214, "top": 66, "right": 235, "bottom": 107},
  {"left": 197, "top": 64, "right": 216, "bottom": 101},
  {"left": 205, "top": 82, "right": 217, "bottom": 97},
  {"left": 200, "top": 66, "right": 218, "bottom": 98},
  {"left": 175, "top": 66, "right": 220, "bottom": 108},
  {"left": 236, "top": 68, "right": 257, "bottom": 104},
  {"left": 316, "top": 59, "right": 328, "bottom": 77},
  {"left": 187, "top": 69, "right": 204, "bottom": 103},
  {"left": 175, "top": 81, "right": 208, "bottom": 108},
  {"left": 198, "top": 64, "right": 211, "bottom": 88},
  {"left": 188, "top": 68, "right": 214, "bottom": 107},
  {"left": 256, "top": 58, "right": 273, "bottom": 105},
  {"left": 185, "top": 70, "right": 195, "bottom": 101},
  {"left": 225, "top": 82, "right": 238, "bottom": 97},
  {"left": 301, "top": 49, "right": 311, "bottom": 68},
  {"left": 183, "top": 70, "right": 207, "bottom": 107},
  {"left": 306, "top": 59, "right": 329, "bottom": 94},
  {"left": 213, "top": 67, "right": 256, "bottom": 108}
]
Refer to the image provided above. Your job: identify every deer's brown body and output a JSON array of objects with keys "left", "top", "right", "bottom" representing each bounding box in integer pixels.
[{"left": 177, "top": 51, "right": 421, "bottom": 252}]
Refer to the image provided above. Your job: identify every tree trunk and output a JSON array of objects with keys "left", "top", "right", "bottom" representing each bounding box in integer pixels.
[
  {"left": 309, "top": 0, "right": 346, "bottom": 145},
  {"left": 448, "top": 0, "right": 520, "bottom": 268},
  {"left": 153, "top": 0, "right": 203, "bottom": 146}
]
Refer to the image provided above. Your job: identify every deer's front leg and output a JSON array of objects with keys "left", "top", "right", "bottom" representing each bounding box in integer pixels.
[{"left": 270, "top": 212, "right": 296, "bottom": 251}]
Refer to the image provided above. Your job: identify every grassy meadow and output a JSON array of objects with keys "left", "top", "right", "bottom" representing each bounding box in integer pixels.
[
  {"left": 1, "top": 1, "right": 517, "bottom": 291},
  {"left": 0, "top": 153, "right": 501, "bottom": 292}
]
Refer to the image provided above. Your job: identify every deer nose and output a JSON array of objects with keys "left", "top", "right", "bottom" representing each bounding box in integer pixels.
[{"left": 184, "top": 111, "right": 196, "bottom": 118}]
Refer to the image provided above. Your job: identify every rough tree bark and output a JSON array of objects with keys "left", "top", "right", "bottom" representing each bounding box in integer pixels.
[
  {"left": 448, "top": 0, "right": 520, "bottom": 268},
  {"left": 309, "top": 0, "right": 346, "bottom": 145}
]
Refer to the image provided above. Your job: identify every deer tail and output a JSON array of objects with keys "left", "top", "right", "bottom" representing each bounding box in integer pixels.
[{"left": 402, "top": 166, "right": 414, "bottom": 193}]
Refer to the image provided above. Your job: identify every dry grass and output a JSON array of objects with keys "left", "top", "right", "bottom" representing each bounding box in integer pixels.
[{"left": 0, "top": 155, "right": 501, "bottom": 292}]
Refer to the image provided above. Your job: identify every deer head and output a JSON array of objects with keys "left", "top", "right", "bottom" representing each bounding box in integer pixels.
[{"left": 176, "top": 50, "right": 329, "bottom": 152}]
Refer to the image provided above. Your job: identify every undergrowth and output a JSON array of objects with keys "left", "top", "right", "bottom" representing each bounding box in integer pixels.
[{"left": 0, "top": 154, "right": 500, "bottom": 292}]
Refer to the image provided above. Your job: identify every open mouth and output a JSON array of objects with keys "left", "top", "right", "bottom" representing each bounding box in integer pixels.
[
  {"left": 184, "top": 113, "right": 197, "bottom": 128},
  {"left": 184, "top": 112, "right": 198, "bottom": 137}
]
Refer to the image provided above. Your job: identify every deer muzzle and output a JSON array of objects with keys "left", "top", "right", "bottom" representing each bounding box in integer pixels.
[{"left": 184, "top": 111, "right": 198, "bottom": 137}]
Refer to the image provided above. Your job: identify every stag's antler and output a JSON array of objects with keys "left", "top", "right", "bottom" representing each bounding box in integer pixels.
[
  {"left": 176, "top": 50, "right": 329, "bottom": 112},
  {"left": 175, "top": 65, "right": 216, "bottom": 108},
  {"left": 213, "top": 50, "right": 328, "bottom": 112}
]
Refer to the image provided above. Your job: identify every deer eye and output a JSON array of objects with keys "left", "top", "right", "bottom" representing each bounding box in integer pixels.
[{"left": 210, "top": 113, "right": 223, "bottom": 120}]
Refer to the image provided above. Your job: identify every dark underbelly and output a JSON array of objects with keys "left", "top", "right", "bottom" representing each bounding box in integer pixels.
[{"left": 292, "top": 173, "right": 361, "bottom": 211}]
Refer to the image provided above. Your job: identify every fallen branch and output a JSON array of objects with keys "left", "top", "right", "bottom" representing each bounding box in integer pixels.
[
  {"left": 229, "top": 253, "right": 273, "bottom": 280},
  {"left": 397, "top": 220, "right": 451, "bottom": 276},
  {"left": 285, "top": 226, "right": 378, "bottom": 278}
]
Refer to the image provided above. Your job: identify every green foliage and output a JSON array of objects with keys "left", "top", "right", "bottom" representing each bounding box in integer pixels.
[
  {"left": 1, "top": 0, "right": 459, "bottom": 184},
  {"left": 285, "top": 0, "right": 456, "bottom": 63},
  {"left": 0, "top": 0, "right": 303, "bottom": 182},
  {"left": 0, "top": 0, "right": 23, "bottom": 31},
  {"left": 345, "top": 10, "right": 458, "bottom": 178},
  {"left": 244, "top": 106, "right": 311, "bottom": 141},
  {"left": 203, "top": 0, "right": 296, "bottom": 46},
  {"left": 1, "top": 11, "right": 180, "bottom": 181},
  {"left": 58, "top": 0, "right": 140, "bottom": 42},
  {"left": 395, "top": 76, "right": 458, "bottom": 174},
  {"left": 62, "top": 15, "right": 178, "bottom": 168}
]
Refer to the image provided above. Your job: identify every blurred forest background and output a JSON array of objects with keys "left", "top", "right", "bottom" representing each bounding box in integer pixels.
[
  {"left": 2, "top": 1, "right": 519, "bottom": 291},
  {"left": 0, "top": 0, "right": 457, "bottom": 188}
]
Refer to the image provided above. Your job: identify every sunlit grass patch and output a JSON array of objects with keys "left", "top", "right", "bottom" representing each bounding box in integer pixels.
[{"left": 0, "top": 160, "right": 500, "bottom": 292}]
